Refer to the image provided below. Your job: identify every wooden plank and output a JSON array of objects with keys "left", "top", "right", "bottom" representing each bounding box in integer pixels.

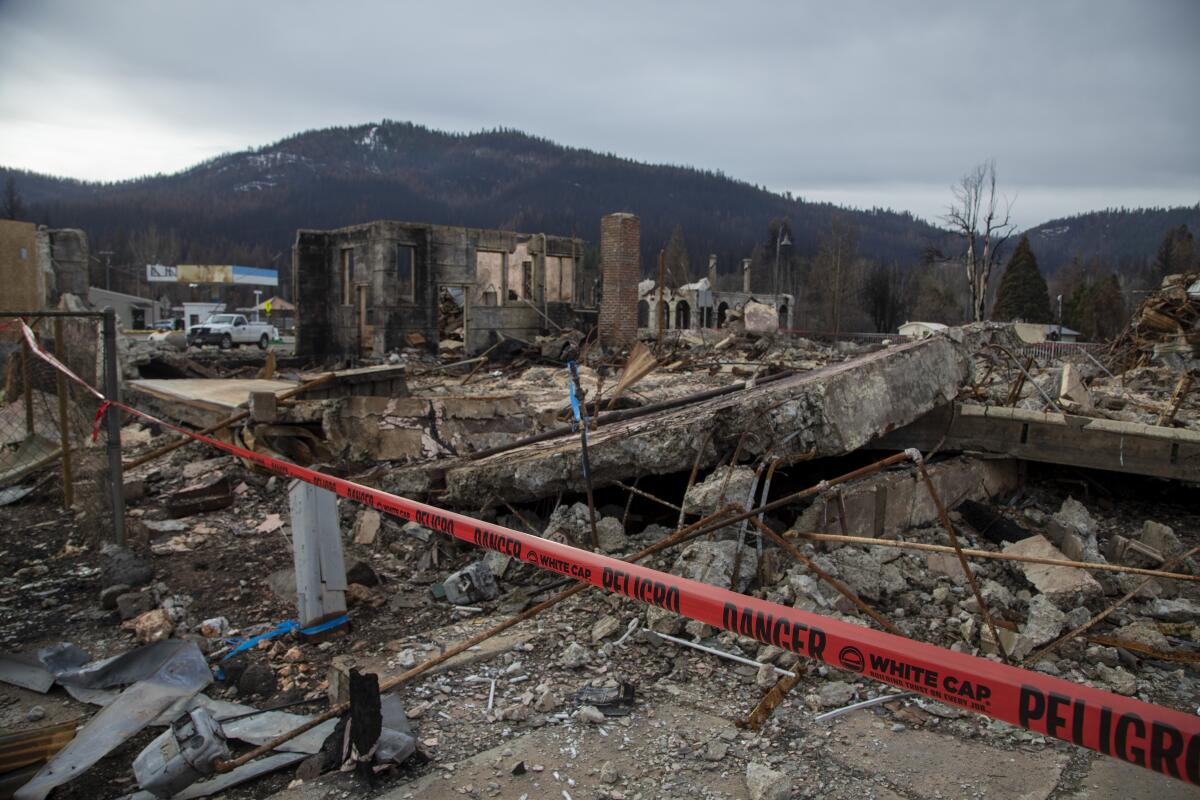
[{"left": 0, "top": 719, "right": 78, "bottom": 773}]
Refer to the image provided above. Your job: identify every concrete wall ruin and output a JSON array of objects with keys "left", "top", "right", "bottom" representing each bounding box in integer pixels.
[{"left": 293, "top": 221, "right": 590, "bottom": 359}]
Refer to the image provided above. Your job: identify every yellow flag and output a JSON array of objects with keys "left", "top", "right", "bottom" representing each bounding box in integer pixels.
[{"left": 264, "top": 299, "right": 272, "bottom": 315}]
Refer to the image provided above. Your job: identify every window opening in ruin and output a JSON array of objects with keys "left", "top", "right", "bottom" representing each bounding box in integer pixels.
[
  {"left": 778, "top": 303, "right": 789, "bottom": 329},
  {"left": 717, "top": 302, "right": 729, "bottom": 328},
  {"left": 658, "top": 299, "right": 670, "bottom": 330},
  {"left": 131, "top": 308, "right": 146, "bottom": 329},
  {"left": 675, "top": 300, "right": 691, "bottom": 330},
  {"left": 637, "top": 299, "right": 650, "bottom": 327},
  {"left": 340, "top": 248, "right": 354, "bottom": 305},
  {"left": 396, "top": 244, "right": 415, "bottom": 302},
  {"left": 482, "top": 288, "right": 497, "bottom": 306},
  {"left": 522, "top": 261, "right": 533, "bottom": 300}
]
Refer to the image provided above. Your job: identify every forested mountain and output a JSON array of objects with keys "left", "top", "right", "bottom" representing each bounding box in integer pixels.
[
  {"left": 1023, "top": 206, "right": 1200, "bottom": 272},
  {"left": 4, "top": 120, "right": 1194, "bottom": 334},
  {"left": 4, "top": 120, "right": 948, "bottom": 290}
]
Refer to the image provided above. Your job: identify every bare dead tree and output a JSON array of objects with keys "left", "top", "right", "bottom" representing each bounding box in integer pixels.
[{"left": 945, "top": 160, "right": 1016, "bottom": 321}]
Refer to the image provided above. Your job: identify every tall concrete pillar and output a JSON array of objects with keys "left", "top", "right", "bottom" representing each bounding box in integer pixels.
[
  {"left": 742, "top": 258, "right": 752, "bottom": 293},
  {"left": 599, "top": 213, "right": 640, "bottom": 346},
  {"left": 707, "top": 254, "right": 717, "bottom": 288}
]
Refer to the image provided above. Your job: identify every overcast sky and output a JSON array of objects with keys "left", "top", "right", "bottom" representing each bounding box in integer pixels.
[{"left": 1, "top": 1, "right": 1197, "bottom": 228}]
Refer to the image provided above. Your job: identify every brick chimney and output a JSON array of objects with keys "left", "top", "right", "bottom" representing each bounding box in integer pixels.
[
  {"left": 742, "top": 258, "right": 752, "bottom": 293},
  {"left": 599, "top": 213, "right": 640, "bottom": 346}
]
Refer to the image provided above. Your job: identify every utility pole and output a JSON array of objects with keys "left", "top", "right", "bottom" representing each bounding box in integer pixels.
[
  {"left": 99, "top": 250, "right": 115, "bottom": 291},
  {"left": 656, "top": 249, "right": 666, "bottom": 352}
]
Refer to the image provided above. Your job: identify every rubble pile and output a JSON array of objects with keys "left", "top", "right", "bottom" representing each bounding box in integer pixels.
[{"left": 2, "top": 318, "right": 1197, "bottom": 800}]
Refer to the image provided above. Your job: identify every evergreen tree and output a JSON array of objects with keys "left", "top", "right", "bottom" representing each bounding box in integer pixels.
[
  {"left": 663, "top": 224, "right": 690, "bottom": 288},
  {"left": 1153, "top": 224, "right": 1196, "bottom": 279},
  {"left": 991, "top": 236, "right": 1051, "bottom": 322}
]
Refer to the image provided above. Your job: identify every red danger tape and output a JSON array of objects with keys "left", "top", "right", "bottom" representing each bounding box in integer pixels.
[{"left": 19, "top": 322, "right": 1200, "bottom": 785}]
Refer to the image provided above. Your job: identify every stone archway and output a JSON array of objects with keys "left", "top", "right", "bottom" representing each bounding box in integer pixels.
[
  {"left": 658, "top": 300, "right": 670, "bottom": 330},
  {"left": 637, "top": 299, "right": 650, "bottom": 328},
  {"left": 717, "top": 302, "right": 729, "bottom": 328},
  {"left": 675, "top": 300, "right": 691, "bottom": 330}
]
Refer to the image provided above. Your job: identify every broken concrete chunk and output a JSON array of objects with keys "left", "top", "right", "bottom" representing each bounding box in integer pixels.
[
  {"left": 980, "top": 579, "right": 1016, "bottom": 611},
  {"left": 1058, "top": 362, "right": 1093, "bottom": 411},
  {"left": 1021, "top": 595, "right": 1067, "bottom": 650},
  {"left": 591, "top": 615, "right": 621, "bottom": 642},
  {"left": 543, "top": 502, "right": 594, "bottom": 547},
  {"left": 816, "top": 680, "right": 856, "bottom": 708},
  {"left": 560, "top": 642, "right": 591, "bottom": 669},
  {"left": 1106, "top": 534, "right": 1163, "bottom": 569},
  {"left": 596, "top": 516, "right": 627, "bottom": 553},
  {"left": 441, "top": 561, "right": 498, "bottom": 605},
  {"left": 1144, "top": 597, "right": 1200, "bottom": 622},
  {"left": 116, "top": 591, "right": 155, "bottom": 620},
  {"left": 1045, "top": 497, "right": 1103, "bottom": 563},
  {"left": 683, "top": 466, "right": 756, "bottom": 516},
  {"left": 1111, "top": 619, "right": 1172, "bottom": 651},
  {"left": 826, "top": 548, "right": 907, "bottom": 602},
  {"left": 746, "top": 762, "right": 791, "bottom": 800},
  {"left": 1140, "top": 520, "right": 1184, "bottom": 559},
  {"left": 100, "top": 547, "right": 154, "bottom": 589},
  {"left": 673, "top": 539, "right": 758, "bottom": 594},
  {"left": 122, "top": 608, "right": 174, "bottom": 643},
  {"left": 1002, "top": 535, "right": 1102, "bottom": 608},
  {"left": 99, "top": 583, "right": 130, "bottom": 609},
  {"left": 352, "top": 509, "right": 381, "bottom": 545},
  {"left": 575, "top": 704, "right": 605, "bottom": 724}
]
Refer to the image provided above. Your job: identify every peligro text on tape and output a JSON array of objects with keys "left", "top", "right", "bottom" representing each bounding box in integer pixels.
[{"left": 17, "top": 320, "right": 1200, "bottom": 786}]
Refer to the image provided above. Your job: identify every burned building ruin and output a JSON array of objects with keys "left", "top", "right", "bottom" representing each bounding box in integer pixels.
[{"left": 293, "top": 221, "right": 595, "bottom": 358}]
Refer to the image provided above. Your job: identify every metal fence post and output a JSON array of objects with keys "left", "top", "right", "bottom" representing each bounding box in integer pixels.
[
  {"left": 102, "top": 308, "right": 126, "bottom": 545},
  {"left": 53, "top": 318, "right": 74, "bottom": 509}
]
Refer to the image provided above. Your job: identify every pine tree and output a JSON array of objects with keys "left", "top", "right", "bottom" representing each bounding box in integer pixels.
[
  {"left": 1153, "top": 224, "right": 1196, "bottom": 279},
  {"left": 991, "top": 236, "right": 1051, "bottom": 322}
]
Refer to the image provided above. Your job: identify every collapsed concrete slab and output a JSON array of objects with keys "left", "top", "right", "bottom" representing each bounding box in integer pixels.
[
  {"left": 440, "top": 328, "right": 990, "bottom": 506},
  {"left": 793, "top": 455, "right": 1019, "bottom": 538}
]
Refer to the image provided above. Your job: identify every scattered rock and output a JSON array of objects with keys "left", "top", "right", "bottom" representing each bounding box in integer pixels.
[
  {"left": 827, "top": 548, "right": 907, "bottom": 601},
  {"left": 683, "top": 466, "right": 756, "bottom": 516},
  {"left": 198, "top": 617, "right": 229, "bottom": 638},
  {"left": 599, "top": 760, "right": 621, "bottom": 784},
  {"left": 101, "top": 547, "right": 153, "bottom": 588},
  {"left": 1111, "top": 619, "right": 1172, "bottom": 651},
  {"left": 596, "top": 517, "right": 627, "bottom": 553},
  {"left": 816, "top": 680, "right": 855, "bottom": 708},
  {"left": 116, "top": 591, "right": 155, "bottom": 621},
  {"left": 26, "top": 705, "right": 46, "bottom": 722},
  {"left": 122, "top": 608, "right": 173, "bottom": 643},
  {"left": 1145, "top": 597, "right": 1200, "bottom": 622},
  {"left": 266, "top": 568, "right": 296, "bottom": 604},
  {"left": 1002, "top": 535, "right": 1102, "bottom": 607},
  {"left": 346, "top": 559, "right": 380, "bottom": 587},
  {"left": 591, "top": 615, "right": 621, "bottom": 642},
  {"left": 352, "top": 509, "right": 381, "bottom": 544},
  {"left": 673, "top": 539, "right": 758, "bottom": 594},
  {"left": 575, "top": 705, "right": 605, "bottom": 724},
  {"left": 746, "top": 762, "right": 790, "bottom": 800},
  {"left": 238, "top": 662, "right": 278, "bottom": 697},
  {"left": 1140, "top": 520, "right": 1190, "bottom": 565},
  {"left": 99, "top": 583, "right": 130, "bottom": 610},
  {"left": 560, "top": 642, "right": 591, "bottom": 669},
  {"left": 1096, "top": 663, "right": 1137, "bottom": 695},
  {"left": 345, "top": 583, "right": 374, "bottom": 607}
]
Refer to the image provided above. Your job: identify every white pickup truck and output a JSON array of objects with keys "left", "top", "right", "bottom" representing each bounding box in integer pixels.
[{"left": 187, "top": 314, "right": 277, "bottom": 350}]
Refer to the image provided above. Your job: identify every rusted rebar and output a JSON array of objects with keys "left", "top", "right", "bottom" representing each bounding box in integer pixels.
[{"left": 915, "top": 457, "right": 1010, "bottom": 664}]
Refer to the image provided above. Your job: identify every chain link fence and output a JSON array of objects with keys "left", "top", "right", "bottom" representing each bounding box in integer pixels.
[{"left": 0, "top": 313, "right": 119, "bottom": 539}]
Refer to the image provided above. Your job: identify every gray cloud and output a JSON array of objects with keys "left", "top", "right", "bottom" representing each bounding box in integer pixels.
[{"left": 0, "top": 0, "right": 1196, "bottom": 226}]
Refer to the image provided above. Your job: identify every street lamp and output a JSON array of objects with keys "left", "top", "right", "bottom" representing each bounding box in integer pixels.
[{"left": 773, "top": 229, "right": 792, "bottom": 297}]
